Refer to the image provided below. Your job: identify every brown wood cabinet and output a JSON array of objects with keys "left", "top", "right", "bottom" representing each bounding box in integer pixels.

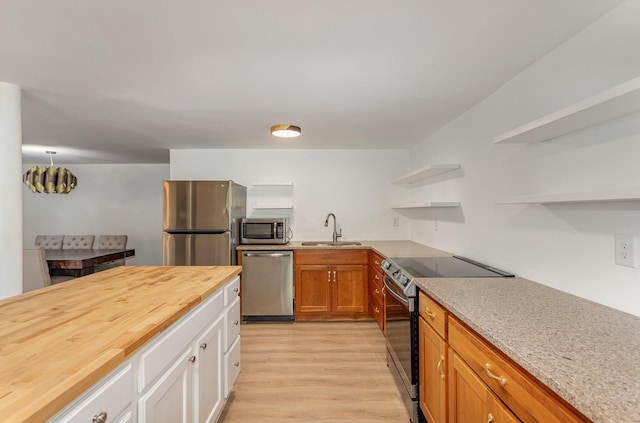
[
  {"left": 368, "top": 251, "right": 385, "bottom": 332},
  {"left": 419, "top": 316, "right": 447, "bottom": 423},
  {"left": 419, "top": 290, "right": 590, "bottom": 423},
  {"left": 294, "top": 250, "right": 368, "bottom": 320},
  {"left": 448, "top": 350, "right": 518, "bottom": 423}
]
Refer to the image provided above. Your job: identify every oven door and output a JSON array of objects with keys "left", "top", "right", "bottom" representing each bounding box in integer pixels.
[{"left": 384, "top": 276, "right": 414, "bottom": 397}]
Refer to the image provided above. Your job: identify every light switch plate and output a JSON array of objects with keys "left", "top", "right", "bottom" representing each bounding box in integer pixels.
[{"left": 615, "top": 233, "right": 637, "bottom": 268}]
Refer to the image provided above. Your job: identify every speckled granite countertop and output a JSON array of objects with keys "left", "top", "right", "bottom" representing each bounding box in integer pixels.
[
  {"left": 415, "top": 277, "right": 640, "bottom": 423},
  {"left": 237, "top": 240, "right": 451, "bottom": 258}
]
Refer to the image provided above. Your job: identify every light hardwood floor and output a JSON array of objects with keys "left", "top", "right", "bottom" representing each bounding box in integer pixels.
[{"left": 220, "top": 321, "right": 411, "bottom": 423}]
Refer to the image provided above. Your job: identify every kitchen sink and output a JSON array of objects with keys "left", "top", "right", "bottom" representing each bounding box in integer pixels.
[{"left": 301, "top": 241, "right": 363, "bottom": 247}]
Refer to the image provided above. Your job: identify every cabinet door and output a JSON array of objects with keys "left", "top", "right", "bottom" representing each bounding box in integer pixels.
[
  {"left": 195, "top": 315, "right": 225, "bottom": 423},
  {"left": 139, "top": 348, "right": 194, "bottom": 423},
  {"left": 448, "top": 351, "right": 518, "bottom": 423},
  {"left": 295, "top": 265, "right": 331, "bottom": 313},
  {"left": 419, "top": 318, "right": 447, "bottom": 423},
  {"left": 332, "top": 264, "right": 367, "bottom": 313}
]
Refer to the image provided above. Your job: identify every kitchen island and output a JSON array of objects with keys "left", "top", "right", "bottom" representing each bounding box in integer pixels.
[{"left": 0, "top": 265, "right": 241, "bottom": 422}]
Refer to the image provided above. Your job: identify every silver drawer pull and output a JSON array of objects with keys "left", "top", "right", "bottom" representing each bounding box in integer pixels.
[
  {"left": 234, "top": 320, "right": 239, "bottom": 325},
  {"left": 436, "top": 355, "right": 445, "bottom": 380},
  {"left": 484, "top": 363, "right": 506, "bottom": 385},
  {"left": 233, "top": 287, "right": 239, "bottom": 293},
  {"left": 234, "top": 362, "right": 240, "bottom": 367},
  {"left": 486, "top": 413, "right": 494, "bottom": 423},
  {"left": 424, "top": 307, "right": 436, "bottom": 319},
  {"left": 374, "top": 307, "right": 380, "bottom": 314},
  {"left": 200, "top": 343, "right": 207, "bottom": 350},
  {"left": 374, "top": 288, "right": 380, "bottom": 295},
  {"left": 188, "top": 355, "right": 196, "bottom": 363},
  {"left": 93, "top": 411, "right": 107, "bottom": 423}
]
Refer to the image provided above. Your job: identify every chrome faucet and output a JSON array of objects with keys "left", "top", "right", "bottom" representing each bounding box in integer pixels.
[{"left": 324, "top": 213, "right": 342, "bottom": 242}]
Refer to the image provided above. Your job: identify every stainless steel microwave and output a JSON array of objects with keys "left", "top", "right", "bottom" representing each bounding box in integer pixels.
[{"left": 241, "top": 218, "right": 289, "bottom": 244}]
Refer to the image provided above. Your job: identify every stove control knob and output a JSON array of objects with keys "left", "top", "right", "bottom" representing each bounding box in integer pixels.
[
  {"left": 399, "top": 275, "right": 410, "bottom": 286},
  {"left": 381, "top": 260, "right": 391, "bottom": 270}
]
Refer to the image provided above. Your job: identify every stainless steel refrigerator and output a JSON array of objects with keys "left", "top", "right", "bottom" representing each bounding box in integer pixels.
[{"left": 162, "top": 180, "right": 247, "bottom": 266}]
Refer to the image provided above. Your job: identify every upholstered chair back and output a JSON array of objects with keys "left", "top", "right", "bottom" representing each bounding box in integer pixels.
[
  {"left": 34, "top": 235, "right": 64, "bottom": 250},
  {"left": 23, "top": 246, "right": 52, "bottom": 292},
  {"left": 62, "top": 235, "right": 95, "bottom": 250},
  {"left": 98, "top": 235, "right": 128, "bottom": 250}
]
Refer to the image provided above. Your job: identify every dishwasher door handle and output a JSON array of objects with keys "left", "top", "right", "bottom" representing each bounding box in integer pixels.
[{"left": 243, "top": 252, "right": 291, "bottom": 258}]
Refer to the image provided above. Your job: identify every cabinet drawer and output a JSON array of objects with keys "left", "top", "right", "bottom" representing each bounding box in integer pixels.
[
  {"left": 138, "top": 290, "right": 224, "bottom": 391},
  {"left": 419, "top": 292, "right": 447, "bottom": 339},
  {"left": 448, "top": 317, "right": 585, "bottom": 423},
  {"left": 370, "top": 268, "right": 383, "bottom": 290},
  {"left": 225, "top": 296, "right": 241, "bottom": 351},
  {"left": 225, "top": 336, "right": 241, "bottom": 398},
  {"left": 370, "top": 294, "right": 384, "bottom": 330},
  {"left": 295, "top": 249, "right": 368, "bottom": 265},
  {"left": 224, "top": 275, "right": 241, "bottom": 306},
  {"left": 369, "top": 251, "right": 384, "bottom": 269},
  {"left": 52, "top": 363, "right": 132, "bottom": 423},
  {"left": 370, "top": 277, "right": 384, "bottom": 303}
]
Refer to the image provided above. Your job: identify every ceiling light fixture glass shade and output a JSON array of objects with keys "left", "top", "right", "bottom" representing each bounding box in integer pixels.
[
  {"left": 22, "top": 151, "right": 77, "bottom": 194},
  {"left": 271, "top": 124, "right": 301, "bottom": 138}
]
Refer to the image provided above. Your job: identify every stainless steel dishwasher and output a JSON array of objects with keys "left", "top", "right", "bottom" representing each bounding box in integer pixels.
[{"left": 241, "top": 250, "right": 294, "bottom": 321}]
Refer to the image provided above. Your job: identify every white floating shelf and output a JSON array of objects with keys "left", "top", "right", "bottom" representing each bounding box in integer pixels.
[
  {"left": 393, "top": 164, "right": 460, "bottom": 184},
  {"left": 253, "top": 205, "right": 294, "bottom": 209},
  {"left": 494, "top": 76, "right": 640, "bottom": 144},
  {"left": 252, "top": 183, "right": 294, "bottom": 187},
  {"left": 391, "top": 202, "right": 461, "bottom": 209},
  {"left": 496, "top": 188, "right": 640, "bottom": 204}
]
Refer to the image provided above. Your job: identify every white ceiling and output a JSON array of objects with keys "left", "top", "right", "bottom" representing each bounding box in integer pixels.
[{"left": 2, "top": 0, "right": 624, "bottom": 164}]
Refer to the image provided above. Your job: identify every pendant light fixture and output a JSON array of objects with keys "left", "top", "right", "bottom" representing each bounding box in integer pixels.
[
  {"left": 271, "top": 124, "right": 301, "bottom": 138},
  {"left": 22, "top": 151, "right": 78, "bottom": 194}
]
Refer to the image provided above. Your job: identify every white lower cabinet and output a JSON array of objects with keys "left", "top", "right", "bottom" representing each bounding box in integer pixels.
[
  {"left": 195, "top": 315, "right": 225, "bottom": 423},
  {"left": 138, "top": 347, "right": 194, "bottom": 423},
  {"left": 47, "top": 275, "right": 241, "bottom": 423}
]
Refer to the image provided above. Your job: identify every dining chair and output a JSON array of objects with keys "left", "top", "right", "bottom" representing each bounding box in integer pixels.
[
  {"left": 34, "top": 235, "right": 64, "bottom": 249},
  {"left": 62, "top": 235, "right": 95, "bottom": 250},
  {"left": 97, "top": 235, "right": 128, "bottom": 249},
  {"left": 23, "top": 246, "right": 52, "bottom": 292},
  {"left": 95, "top": 235, "right": 129, "bottom": 271},
  {"left": 24, "top": 247, "right": 76, "bottom": 291}
]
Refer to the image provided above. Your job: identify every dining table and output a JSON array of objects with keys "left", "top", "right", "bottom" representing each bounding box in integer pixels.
[{"left": 46, "top": 248, "right": 135, "bottom": 277}]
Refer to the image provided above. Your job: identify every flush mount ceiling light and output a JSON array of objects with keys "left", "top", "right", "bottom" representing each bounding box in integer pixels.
[
  {"left": 271, "top": 124, "right": 301, "bottom": 138},
  {"left": 22, "top": 151, "right": 77, "bottom": 194}
]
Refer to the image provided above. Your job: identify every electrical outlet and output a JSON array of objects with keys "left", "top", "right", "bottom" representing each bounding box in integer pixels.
[
  {"left": 392, "top": 216, "right": 400, "bottom": 227},
  {"left": 615, "top": 233, "right": 637, "bottom": 268}
]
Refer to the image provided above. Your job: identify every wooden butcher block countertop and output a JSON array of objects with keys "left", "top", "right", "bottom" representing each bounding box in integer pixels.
[{"left": 0, "top": 265, "right": 241, "bottom": 423}]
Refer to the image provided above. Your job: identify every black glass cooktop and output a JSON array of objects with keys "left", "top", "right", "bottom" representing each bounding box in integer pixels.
[{"left": 391, "top": 256, "right": 513, "bottom": 278}]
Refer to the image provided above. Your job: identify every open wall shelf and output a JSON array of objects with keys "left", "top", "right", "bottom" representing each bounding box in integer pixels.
[
  {"left": 391, "top": 202, "right": 461, "bottom": 209},
  {"left": 494, "top": 76, "right": 640, "bottom": 144},
  {"left": 392, "top": 164, "right": 460, "bottom": 184},
  {"left": 496, "top": 188, "right": 640, "bottom": 204},
  {"left": 252, "top": 183, "right": 294, "bottom": 187}
]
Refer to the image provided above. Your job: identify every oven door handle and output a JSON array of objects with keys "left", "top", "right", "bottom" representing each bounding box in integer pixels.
[{"left": 383, "top": 278, "right": 410, "bottom": 308}]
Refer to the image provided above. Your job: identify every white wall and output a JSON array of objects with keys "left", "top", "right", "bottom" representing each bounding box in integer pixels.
[
  {"left": 407, "top": 1, "right": 640, "bottom": 316},
  {"left": 23, "top": 164, "right": 169, "bottom": 266},
  {"left": 170, "top": 149, "right": 410, "bottom": 241}
]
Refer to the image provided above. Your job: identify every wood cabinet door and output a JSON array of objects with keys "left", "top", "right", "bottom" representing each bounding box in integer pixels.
[
  {"left": 332, "top": 264, "right": 367, "bottom": 313},
  {"left": 295, "top": 265, "right": 331, "bottom": 313},
  {"left": 419, "top": 317, "right": 447, "bottom": 423},
  {"left": 195, "top": 315, "right": 224, "bottom": 423},
  {"left": 448, "top": 351, "right": 518, "bottom": 423}
]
